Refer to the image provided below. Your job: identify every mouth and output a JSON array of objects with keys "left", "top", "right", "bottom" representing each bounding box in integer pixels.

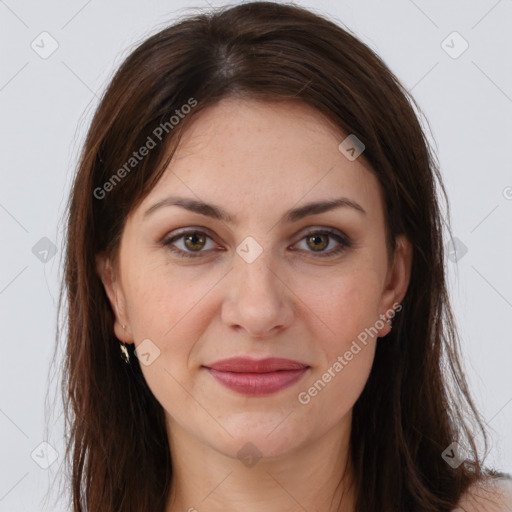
[{"left": 202, "top": 357, "right": 310, "bottom": 395}]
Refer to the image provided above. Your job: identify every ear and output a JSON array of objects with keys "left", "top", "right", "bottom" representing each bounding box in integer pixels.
[
  {"left": 376, "top": 234, "right": 412, "bottom": 337},
  {"left": 95, "top": 252, "right": 133, "bottom": 343}
]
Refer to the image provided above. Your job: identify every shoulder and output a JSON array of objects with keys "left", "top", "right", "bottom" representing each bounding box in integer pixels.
[{"left": 452, "top": 476, "right": 512, "bottom": 512}]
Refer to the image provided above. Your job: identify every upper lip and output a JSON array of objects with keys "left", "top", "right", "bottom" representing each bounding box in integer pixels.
[{"left": 204, "top": 357, "right": 309, "bottom": 373}]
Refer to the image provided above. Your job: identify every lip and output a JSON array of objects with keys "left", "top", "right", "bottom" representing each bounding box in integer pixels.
[{"left": 203, "top": 357, "right": 310, "bottom": 395}]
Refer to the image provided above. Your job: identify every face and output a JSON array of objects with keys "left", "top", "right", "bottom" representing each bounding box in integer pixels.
[{"left": 97, "top": 98, "right": 411, "bottom": 460}]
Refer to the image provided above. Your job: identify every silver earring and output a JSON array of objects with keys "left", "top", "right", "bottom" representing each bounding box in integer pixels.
[{"left": 120, "top": 342, "right": 130, "bottom": 364}]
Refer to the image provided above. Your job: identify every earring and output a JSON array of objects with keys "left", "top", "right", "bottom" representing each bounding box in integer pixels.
[
  {"left": 119, "top": 324, "right": 130, "bottom": 363},
  {"left": 120, "top": 341, "right": 130, "bottom": 364}
]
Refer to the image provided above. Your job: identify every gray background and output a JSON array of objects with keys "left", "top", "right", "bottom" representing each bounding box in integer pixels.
[{"left": 0, "top": 0, "right": 511, "bottom": 510}]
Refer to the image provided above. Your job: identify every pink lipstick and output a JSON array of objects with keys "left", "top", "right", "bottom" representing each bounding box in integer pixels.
[{"left": 203, "top": 357, "right": 309, "bottom": 395}]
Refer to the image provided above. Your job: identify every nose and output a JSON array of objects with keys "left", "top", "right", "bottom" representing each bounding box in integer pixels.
[{"left": 221, "top": 251, "right": 294, "bottom": 339}]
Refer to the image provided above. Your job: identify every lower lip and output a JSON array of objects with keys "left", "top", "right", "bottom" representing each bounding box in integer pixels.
[{"left": 205, "top": 367, "right": 309, "bottom": 395}]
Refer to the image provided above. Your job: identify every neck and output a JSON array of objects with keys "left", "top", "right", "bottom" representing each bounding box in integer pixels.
[{"left": 164, "top": 414, "right": 356, "bottom": 512}]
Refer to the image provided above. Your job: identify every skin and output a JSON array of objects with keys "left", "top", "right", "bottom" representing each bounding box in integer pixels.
[
  {"left": 96, "top": 98, "right": 413, "bottom": 512},
  {"left": 454, "top": 478, "right": 512, "bottom": 512}
]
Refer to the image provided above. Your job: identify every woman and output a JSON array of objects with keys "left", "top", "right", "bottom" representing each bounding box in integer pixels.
[{"left": 59, "top": 2, "right": 511, "bottom": 511}]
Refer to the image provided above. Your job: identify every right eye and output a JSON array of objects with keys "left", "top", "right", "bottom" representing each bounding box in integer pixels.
[{"left": 162, "top": 229, "right": 219, "bottom": 258}]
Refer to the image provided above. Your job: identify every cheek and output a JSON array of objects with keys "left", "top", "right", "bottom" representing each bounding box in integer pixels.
[
  {"left": 300, "top": 267, "right": 383, "bottom": 350},
  {"left": 122, "top": 260, "right": 217, "bottom": 340},
  {"left": 117, "top": 265, "right": 202, "bottom": 394},
  {"left": 121, "top": 265, "right": 216, "bottom": 415},
  {"left": 296, "top": 274, "right": 379, "bottom": 431},
  {"left": 295, "top": 267, "right": 381, "bottom": 407}
]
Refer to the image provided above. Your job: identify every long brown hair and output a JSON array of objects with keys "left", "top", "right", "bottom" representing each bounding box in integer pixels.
[{"left": 56, "top": 2, "right": 499, "bottom": 510}]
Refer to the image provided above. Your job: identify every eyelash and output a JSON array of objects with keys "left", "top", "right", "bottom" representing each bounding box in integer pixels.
[{"left": 161, "top": 228, "right": 351, "bottom": 259}]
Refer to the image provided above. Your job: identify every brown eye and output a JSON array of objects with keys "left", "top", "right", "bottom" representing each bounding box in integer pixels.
[
  {"left": 162, "top": 230, "right": 217, "bottom": 258},
  {"left": 183, "top": 232, "right": 207, "bottom": 251},
  {"left": 306, "top": 233, "right": 329, "bottom": 252},
  {"left": 163, "top": 227, "right": 351, "bottom": 260},
  {"left": 293, "top": 229, "right": 351, "bottom": 258}
]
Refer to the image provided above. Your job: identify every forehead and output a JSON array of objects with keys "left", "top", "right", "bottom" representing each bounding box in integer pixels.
[
  {"left": 135, "top": 98, "right": 383, "bottom": 226},
  {"left": 169, "top": 97, "right": 372, "bottom": 172}
]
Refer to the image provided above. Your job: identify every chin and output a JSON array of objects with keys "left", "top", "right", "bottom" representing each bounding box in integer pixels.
[{"left": 205, "top": 418, "right": 308, "bottom": 461}]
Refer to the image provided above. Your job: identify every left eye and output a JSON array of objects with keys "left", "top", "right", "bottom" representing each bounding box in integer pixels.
[
  {"left": 162, "top": 228, "right": 350, "bottom": 259},
  {"left": 292, "top": 230, "right": 349, "bottom": 257}
]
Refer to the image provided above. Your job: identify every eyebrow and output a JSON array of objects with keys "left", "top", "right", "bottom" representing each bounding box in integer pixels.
[{"left": 143, "top": 195, "right": 366, "bottom": 224}]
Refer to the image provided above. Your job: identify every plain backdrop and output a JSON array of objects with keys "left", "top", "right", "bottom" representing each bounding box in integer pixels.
[{"left": 0, "top": 0, "right": 511, "bottom": 510}]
